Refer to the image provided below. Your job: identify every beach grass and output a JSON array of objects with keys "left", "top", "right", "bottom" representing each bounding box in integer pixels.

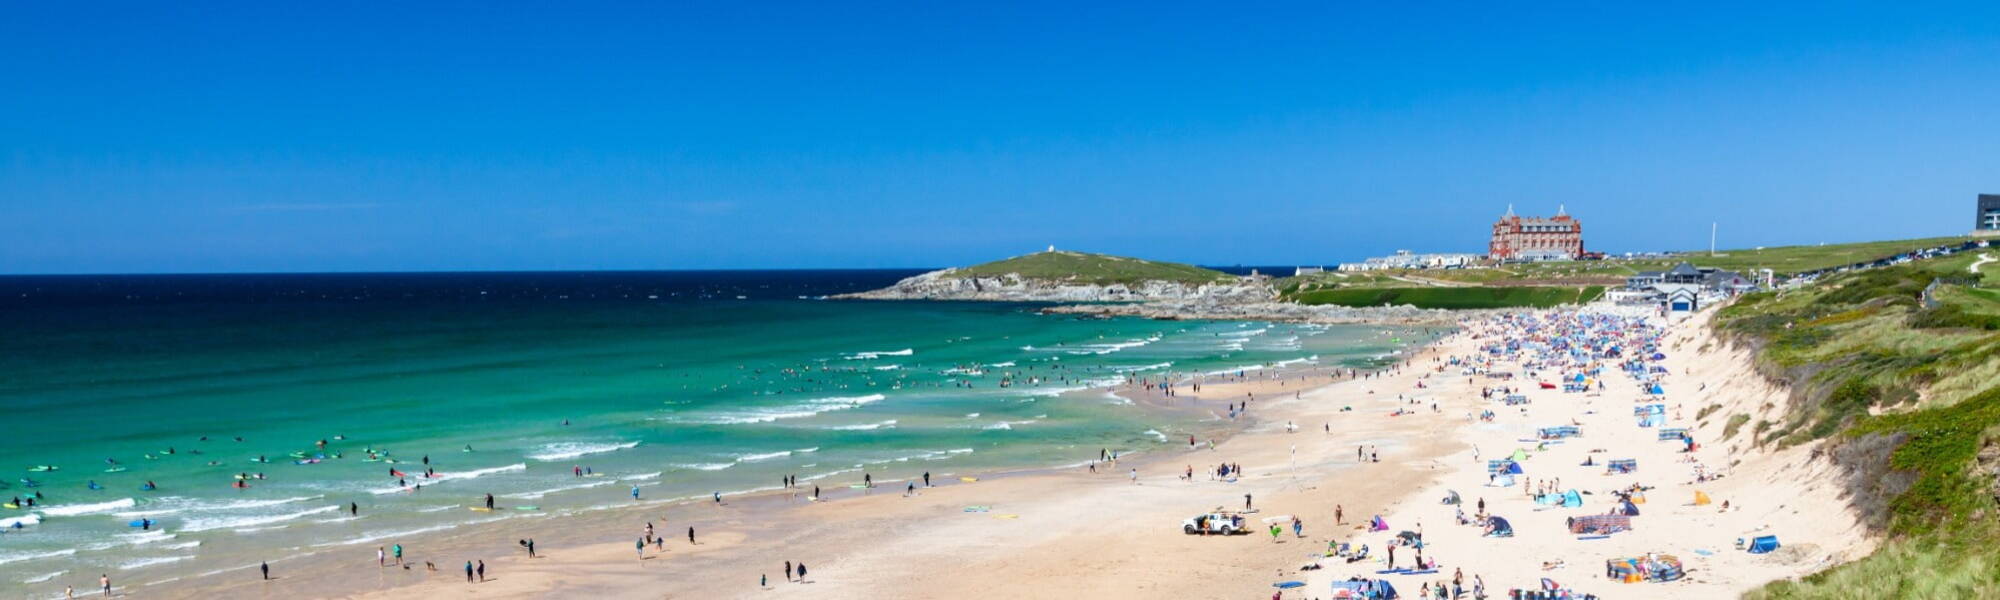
[{"left": 1718, "top": 242, "right": 2000, "bottom": 596}]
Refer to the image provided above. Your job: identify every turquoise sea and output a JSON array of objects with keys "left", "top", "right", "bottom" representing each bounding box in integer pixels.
[{"left": 0, "top": 271, "right": 1432, "bottom": 590}]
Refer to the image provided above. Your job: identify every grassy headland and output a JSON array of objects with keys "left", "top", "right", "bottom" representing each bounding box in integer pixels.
[{"left": 955, "top": 251, "right": 1236, "bottom": 286}]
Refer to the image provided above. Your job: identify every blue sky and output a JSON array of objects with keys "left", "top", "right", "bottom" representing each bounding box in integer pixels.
[{"left": 3, "top": 2, "right": 1997, "bottom": 273}]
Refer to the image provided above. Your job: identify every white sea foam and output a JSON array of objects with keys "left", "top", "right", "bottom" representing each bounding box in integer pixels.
[
  {"left": 1066, "top": 336, "right": 1160, "bottom": 355},
  {"left": 509, "top": 480, "right": 616, "bottom": 499},
  {"left": 116, "top": 495, "right": 323, "bottom": 518},
  {"left": 795, "top": 447, "right": 820, "bottom": 453},
  {"left": 81, "top": 530, "right": 176, "bottom": 551},
  {"left": 620, "top": 471, "right": 662, "bottom": 481},
  {"left": 0, "top": 549, "right": 75, "bottom": 567},
  {"left": 844, "top": 349, "right": 913, "bottom": 359},
  {"left": 36, "top": 497, "right": 135, "bottom": 517},
  {"left": 22, "top": 570, "right": 64, "bottom": 584},
  {"left": 825, "top": 419, "right": 898, "bottom": 430},
  {"left": 872, "top": 365, "right": 902, "bottom": 371},
  {"left": 317, "top": 521, "right": 472, "bottom": 548},
  {"left": 673, "top": 462, "right": 736, "bottom": 471},
  {"left": 119, "top": 555, "right": 192, "bottom": 570},
  {"left": 964, "top": 412, "right": 981, "bottom": 418},
  {"left": 162, "top": 540, "right": 202, "bottom": 551},
  {"left": 677, "top": 393, "right": 888, "bottom": 425},
  {"left": 181, "top": 504, "right": 340, "bottom": 532},
  {"left": 1220, "top": 327, "right": 1269, "bottom": 338},
  {"left": 735, "top": 450, "right": 792, "bottom": 462},
  {"left": 369, "top": 463, "right": 526, "bottom": 494},
  {"left": 0, "top": 514, "right": 40, "bottom": 528},
  {"left": 1111, "top": 362, "right": 1173, "bottom": 373},
  {"left": 1143, "top": 429, "right": 1169, "bottom": 443},
  {"left": 990, "top": 361, "right": 1016, "bottom": 368},
  {"left": 527, "top": 441, "right": 640, "bottom": 462}
]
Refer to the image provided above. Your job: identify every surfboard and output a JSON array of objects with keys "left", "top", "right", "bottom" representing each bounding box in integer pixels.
[
  {"left": 3, "top": 503, "right": 19, "bottom": 509},
  {"left": 959, "top": 477, "right": 978, "bottom": 482},
  {"left": 469, "top": 507, "right": 494, "bottom": 512}
]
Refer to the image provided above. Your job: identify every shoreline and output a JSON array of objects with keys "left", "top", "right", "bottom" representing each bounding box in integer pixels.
[
  {"left": 130, "top": 334, "right": 1451, "bottom": 599},
  {"left": 127, "top": 305, "right": 1874, "bottom": 599}
]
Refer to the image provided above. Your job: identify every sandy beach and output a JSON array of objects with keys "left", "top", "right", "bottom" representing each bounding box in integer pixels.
[{"left": 138, "top": 306, "right": 1872, "bottom": 600}]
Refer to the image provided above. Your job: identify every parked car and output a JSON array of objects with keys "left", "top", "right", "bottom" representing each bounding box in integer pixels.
[{"left": 1182, "top": 512, "right": 1247, "bottom": 535}]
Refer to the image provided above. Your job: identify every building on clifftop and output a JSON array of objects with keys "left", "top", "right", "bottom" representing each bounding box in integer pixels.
[{"left": 1489, "top": 205, "right": 1583, "bottom": 261}]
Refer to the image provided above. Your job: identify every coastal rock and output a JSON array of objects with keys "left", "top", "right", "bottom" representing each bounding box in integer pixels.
[{"left": 832, "top": 268, "right": 1276, "bottom": 303}]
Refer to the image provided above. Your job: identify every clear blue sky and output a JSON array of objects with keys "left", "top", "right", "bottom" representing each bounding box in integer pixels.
[{"left": 4, "top": 2, "right": 1996, "bottom": 273}]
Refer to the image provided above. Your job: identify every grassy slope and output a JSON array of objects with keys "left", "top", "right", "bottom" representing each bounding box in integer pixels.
[
  {"left": 1714, "top": 249, "right": 2000, "bottom": 598},
  {"left": 1283, "top": 236, "right": 1979, "bottom": 292},
  {"left": 953, "top": 251, "right": 1236, "bottom": 286},
  {"left": 1290, "top": 285, "right": 1603, "bottom": 309}
]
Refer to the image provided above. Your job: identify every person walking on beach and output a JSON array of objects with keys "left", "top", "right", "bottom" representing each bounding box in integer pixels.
[
  {"left": 261, "top": 561, "right": 269, "bottom": 580},
  {"left": 1292, "top": 516, "right": 1303, "bottom": 538},
  {"left": 477, "top": 560, "right": 485, "bottom": 582},
  {"left": 1129, "top": 468, "right": 1138, "bottom": 484},
  {"left": 1244, "top": 493, "right": 1253, "bottom": 510},
  {"left": 378, "top": 546, "right": 386, "bottom": 566},
  {"left": 527, "top": 538, "right": 537, "bottom": 558},
  {"left": 631, "top": 485, "right": 641, "bottom": 501},
  {"left": 350, "top": 502, "right": 359, "bottom": 517},
  {"left": 485, "top": 494, "right": 495, "bottom": 509},
  {"left": 636, "top": 538, "right": 645, "bottom": 558},
  {"left": 923, "top": 471, "right": 931, "bottom": 487},
  {"left": 393, "top": 543, "right": 403, "bottom": 566},
  {"left": 1268, "top": 523, "right": 1281, "bottom": 542},
  {"left": 688, "top": 526, "right": 696, "bottom": 544},
  {"left": 465, "top": 561, "right": 474, "bottom": 582},
  {"left": 1336, "top": 504, "right": 1344, "bottom": 525},
  {"left": 1388, "top": 545, "right": 1396, "bottom": 570},
  {"left": 796, "top": 562, "right": 807, "bottom": 582},
  {"left": 785, "top": 560, "right": 792, "bottom": 582}
]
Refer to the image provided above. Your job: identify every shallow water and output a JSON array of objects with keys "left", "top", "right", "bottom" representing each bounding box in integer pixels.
[{"left": 0, "top": 271, "right": 1433, "bottom": 589}]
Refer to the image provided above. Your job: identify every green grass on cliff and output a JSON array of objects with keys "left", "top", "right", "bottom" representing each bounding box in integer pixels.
[
  {"left": 953, "top": 251, "right": 1236, "bottom": 286},
  {"left": 1717, "top": 246, "right": 2000, "bottom": 598}
]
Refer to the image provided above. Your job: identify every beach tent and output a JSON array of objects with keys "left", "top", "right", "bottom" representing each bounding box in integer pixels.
[
  {"left": 1484, "top": 516, "right": 1514, "bottom": 537},
  {"left": 1748, "top": 535, "right": 1780, "bottom": 554},
  {"left": 1488, "top": 474, "right": 1516, "bottom": 487},
  {"left": 1510, "top": 448, "right": 1530, "bottom": 462},
  {"left": 1615, "top": 499, "right": 1641, "bottom": 516},
  {"left": 1369, "top": 515, "right": 1389, "bottom": 532},
  {"left": 1693, "top": 491, "right": 1712, "bottom": 506},
  {"left": 1440, "top": 490, "right": 1461, "bottom": 505},
  {"left": 1329, "top": 579, "right": 1397, "bottom": 599},
  {"left": 1562, "top": 489, "right": 1583, "bottom": 508}
]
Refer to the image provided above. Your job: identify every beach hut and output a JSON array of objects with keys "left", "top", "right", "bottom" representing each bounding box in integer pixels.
[{"left": 1748, "top": 535, "right": 1781, "bottom": 554}]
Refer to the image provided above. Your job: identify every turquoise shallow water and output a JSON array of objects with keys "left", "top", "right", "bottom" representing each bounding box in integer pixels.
[{"left": 0, "top": 271, "right": 1433, "bottom": 589}]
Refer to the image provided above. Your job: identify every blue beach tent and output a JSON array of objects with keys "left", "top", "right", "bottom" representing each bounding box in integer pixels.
[{"left": 1748, "top": 535, "right": 1780, "bottom": 554}]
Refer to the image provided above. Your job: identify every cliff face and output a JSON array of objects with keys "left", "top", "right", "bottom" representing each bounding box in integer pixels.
[{"left": 833, "top": 268, "right": 1275, "bottom": 303}]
